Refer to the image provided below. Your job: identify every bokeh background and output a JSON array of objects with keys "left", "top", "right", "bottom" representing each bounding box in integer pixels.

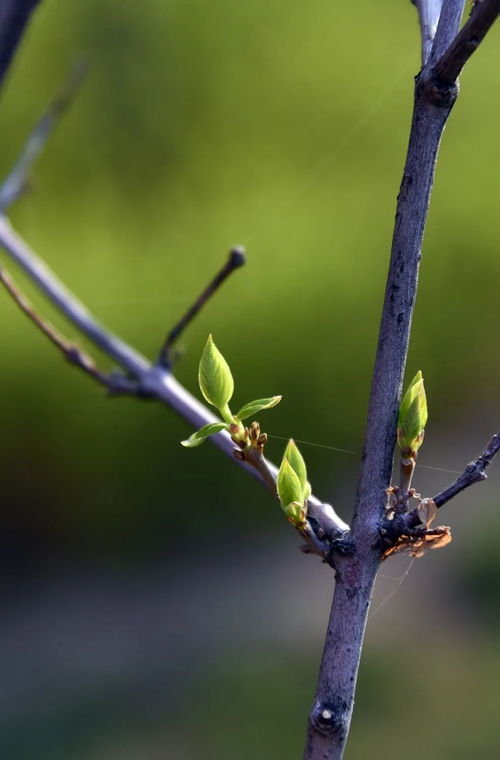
[{"left": 1, "top": 1, "right": 499, "bottom": 758}]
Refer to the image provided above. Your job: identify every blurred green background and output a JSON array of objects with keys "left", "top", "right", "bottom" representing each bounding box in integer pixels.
[{"left": 0, "top": 1, "right": 499, "bottom": 758}]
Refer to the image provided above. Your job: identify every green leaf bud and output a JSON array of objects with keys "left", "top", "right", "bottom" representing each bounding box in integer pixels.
[
  {"left": 283, "top": 439, "right": 308, "bottom": 499},
  {"left": 283, "top": 500, "right": 307, "bottom": 529},
  {"left": 198, "top": 335, "right": 234, "bottom": 419},
  {"left": 277, "top": 457, "right": 304, "bottom": 512},
  {"left": 397, "top": 371, "right": 428, "bottom": 455},
  {"left": 235, "top": 396, "right": 282, "bottom": 422},
  {"left": 181, "top": 421, "right": 227, "bottom": 448}
]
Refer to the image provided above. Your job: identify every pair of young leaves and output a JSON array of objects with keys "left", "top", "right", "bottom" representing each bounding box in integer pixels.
[
  {"left": 181, "top": 335, "right": 310, "bottom": 528},
  {"left": 181, "top": 334, "right": 282, "bottom": 448}
]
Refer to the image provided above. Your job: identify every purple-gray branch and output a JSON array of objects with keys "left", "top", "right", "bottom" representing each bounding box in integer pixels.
[
  {"left": 303, "top": 0, "right": 499, "bottom": 757},
  {"left": 433, "top": 433, "right": 500, "bottom": 507},
  {"left": 435, "top": 0, "right": 500, "bottom": 84}
]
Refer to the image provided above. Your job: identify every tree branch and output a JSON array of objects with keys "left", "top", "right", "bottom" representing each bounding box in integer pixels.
[
  {"left": 157, "top": 247, "right": 246, "bottom": 368},
  {"left": 0, "top": 0, "right": 41, "bottom": 90},
  {"left": 411, "top": 0, "right": 444, "bottom": 64},
  {"left": 0, "top": 215, "right": 151, "bottom": 376},
  {"left": 399, "top": 434, "right": 500, "bottom": 534},
  {"left": 434, "top": 0, "right": 500, "bottom": 85},
  {"left": 0, "top": 265, "right": 136, "bottom": 393},
  {"left": 433, "top": 433, "right": 500, "bottom": 507},
  {"left": 305, "top": 3, "right": 483, "bottom": 758},
  {"left": 429, "top": 0, "right": 467, "bottom": 64},
  {"left": 0, "top": 62, "right": 86, "bottom": 211},
  {"left": 0, "top": 215, "right": 348, "bottom": 539}
]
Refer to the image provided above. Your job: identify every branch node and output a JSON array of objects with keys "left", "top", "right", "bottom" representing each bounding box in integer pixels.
[
  {"left": 310, "top": 700, "right": 349, "bottom": 739},
  {"left": 418, "top": 69, "right": 459, "bottom": 108}
]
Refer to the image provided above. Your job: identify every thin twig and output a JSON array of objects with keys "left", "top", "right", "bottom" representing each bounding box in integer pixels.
[
  {"left": 0, "top": 215, "right": 150, "bottom": 376},
  {"left": 401, "top": 434, "right": 500, "bottom": 531},
  {"left": 0, "top": 265, "right": 136, "bottom": 393},
  {"left": 0, "top": 62, "right": 86, "bottom": 211},
  {"left": 0, "top": 0, "right": 41, "bottom": 90},
  {"left": 157, "top": 247, "right": 246, "bottom": 367},
  {"left": 434, "top": 0, "right": 500, "bottom": 84},
  {"left": 411, "top": 0, "right": 444, "bottom": 64}
]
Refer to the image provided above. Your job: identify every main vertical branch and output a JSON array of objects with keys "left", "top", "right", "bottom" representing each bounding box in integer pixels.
[
  {"left": 303, "top": 2, "right": 467, "bottom": 757},
  {"left": 352, "top": 81, "right": 455, "bottom": 543}
]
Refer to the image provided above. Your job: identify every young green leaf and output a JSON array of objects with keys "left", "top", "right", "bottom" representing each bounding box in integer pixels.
[
  {"left": 397, "top": 371, "right": 428, "bottom": 454},
  {"left": 277, "top": 457, "right": 304, "bottom": 511},
  {"left": 181, "top": 421, "right": 227, "bottom": 448},
  {"left": 198, "top": 335, "right": 234, "bottom": 417},
  {"left": 235, "top": 396, "right": 282, "bottom": 421},
  {"left": 283, "top": 439, "right": 308, "bottom": 498}
]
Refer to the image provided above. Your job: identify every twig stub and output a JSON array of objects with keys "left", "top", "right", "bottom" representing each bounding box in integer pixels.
[{"left": 157, "top": 246, "right": 246, "bottom": 368}]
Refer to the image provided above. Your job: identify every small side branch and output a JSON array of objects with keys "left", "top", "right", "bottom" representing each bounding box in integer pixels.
[
  {"left": 157, "top": 247, "right": 246, "bottom": 367},
  {"left": 401, "top": 434, "right": 500, "bottom": 532},
  {"left": 0, "top": 266, "right": 135, "bottom": 393},
  {"left": 434, "top": 0, "right": 500, "bottom": 85},
  {"left": 433, "top": 433, "right": 500, "bottom": 508}
]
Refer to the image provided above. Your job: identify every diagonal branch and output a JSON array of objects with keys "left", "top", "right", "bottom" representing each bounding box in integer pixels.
[
  {"left": 402, "top": 434, "right": 500, "bottom": 532},
  {"left": 0, "top": 216, "right": 348, "bottom": 539},
  {"left": 157, "top": 247, "right": 246, "bottom": 368},
  {"left": 429, "top": 0, "right": 467, "bottom": 64},
  {"left": 0, "top": 265, "right": 136, "bottom": 393},
  {"left": 0, "top": 62, "right": 86, "bottom": 211},
  {"left": 433, "top": 433, "right": 500, "bottom": 507},
  {"left": 434, "top": 0, "right": 500, "bottom": 85}
]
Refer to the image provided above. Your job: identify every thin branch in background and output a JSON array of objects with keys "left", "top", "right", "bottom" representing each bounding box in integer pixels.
[
  {"left": 411, "top": 0, "right": 444, "bottom": 64},
  {"left": 429, "top": 0, "right": 467, "bottom": 64},
  {"left": 0, "top": 266, "right": 137, "bottom": 393},
  {"left": 157, "top": 247, "right": 246, "bottom": 367},
  {"left": 435, "top": 0, "right": 500, "bottom": 84},
  {"left": 0, "top": 0, "right": 41, "bottom": 90},
  {"left": 0, "top": 61, "right": 86, "bottom": 211}
]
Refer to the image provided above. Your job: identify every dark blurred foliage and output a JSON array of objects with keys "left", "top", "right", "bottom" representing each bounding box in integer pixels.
[{"left": 0, "top": 1, "right": 499, "bottom": 758}]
